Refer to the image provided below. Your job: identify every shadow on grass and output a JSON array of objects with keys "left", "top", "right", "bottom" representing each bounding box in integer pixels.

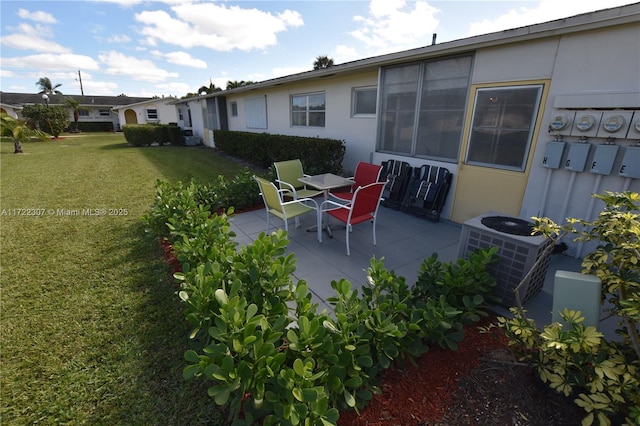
[{"left": 86, "top": 221, "right": 224, "bottom": 425}]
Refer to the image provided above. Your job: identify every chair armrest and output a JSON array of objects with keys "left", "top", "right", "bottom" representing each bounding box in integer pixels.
[
  {"left": 282, "top": 197, "right": 319, "bottom": 209},
  {"left": 320, "top": 199, "right": 351, "bottom": 212},
  {"left": 276, "top": 179, "right": 297, "bottom": 197}
]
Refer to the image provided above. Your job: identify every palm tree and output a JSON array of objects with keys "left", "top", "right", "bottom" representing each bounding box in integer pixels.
[
  {"left": 226, "top": 80, "right": 255, "bottom": 90},
  {"left": 36, "top": 77, "right": 63, "bottom": 95},
  {"left": 0, "top": 113, "right": 49, "bottom": 153},
  {"left": 62, "top": 97, "right": 83, "bottom": 132},
  {"left": 313, "top": 55, "right": 335, "bottom": 70},
  {"left": 197, "top": 80, "right": 222, "bottom": 95}
]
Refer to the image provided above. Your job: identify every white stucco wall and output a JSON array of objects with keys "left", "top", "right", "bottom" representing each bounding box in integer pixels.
[
  {"left": 115, "top": 99, "right": 179, "bottom": 126},
  {"left": 520, "top": 23, "right": 640, "bottom": 256},
  {"left": 226, "top": 71, "right": 379, "bottom": 174}
]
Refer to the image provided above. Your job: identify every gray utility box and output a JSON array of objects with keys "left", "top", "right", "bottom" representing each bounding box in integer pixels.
[
  {"left": 184, "top": 136, "right": 202, "bottom": 146},
  {"left": 552, "top": 271, "right": 601, "bottom": 329}
]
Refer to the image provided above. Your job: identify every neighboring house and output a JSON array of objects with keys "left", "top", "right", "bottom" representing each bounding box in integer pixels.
[
  {"left": 182, "top": 3, "right": 639, "bottom": 257},
  {"left": 0, "top": 92, "right": 153, "bottom": 131},
  {"left": 112, "top": 96, "right": 180, "bottom": 128},
  {"left": 170, "top": 96, "right": 227, "bottom": 145},
  {"left": 0, "top": 102, "right": 21, "bottom": 118}
]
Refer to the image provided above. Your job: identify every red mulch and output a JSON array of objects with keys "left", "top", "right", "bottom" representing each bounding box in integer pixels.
[{"left": 338, "top": 318, "right": 507, "bottom": 426}]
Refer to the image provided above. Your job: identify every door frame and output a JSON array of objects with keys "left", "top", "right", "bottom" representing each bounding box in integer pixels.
[{"left": 450, "top": 79, "right": 550, "bottom": 223}]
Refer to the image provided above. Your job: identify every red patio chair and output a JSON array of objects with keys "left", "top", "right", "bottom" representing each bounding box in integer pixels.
[
  {"left": 320, "top": 181, "right": 385, "bottom": 255},
  {"left": 330, "top": 161, "right": 382, "bottom": 202}
]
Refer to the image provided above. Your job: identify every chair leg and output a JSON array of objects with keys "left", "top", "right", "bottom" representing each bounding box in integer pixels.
[
  {"left": 372, "top": 217, "right": 377, "bottom": 246},
  {"left": 345, "top": 225, "right": 351, "bottom": 256}
]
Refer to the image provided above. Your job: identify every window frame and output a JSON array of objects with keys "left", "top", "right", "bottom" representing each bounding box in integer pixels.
[
  {"left": 291, "top": 92, "right": 326, "bottom": 128},
  {"left": 377, "top": 54, "right": 473, "bottom": 163},
  {"left": 351, "top": 86, "right": 377, "bottom": 117},
  {"left": 465, "top": 84, "right": 544, "bottom": 172},
  {"left": 230, "top": 101, "right": 238, "bottom": 117},
  {"left": 145, "top": 108, "right": 159, "bottom": 121},
  {"left": 98, "top": 109, "right": 111, "bottom": 117}
]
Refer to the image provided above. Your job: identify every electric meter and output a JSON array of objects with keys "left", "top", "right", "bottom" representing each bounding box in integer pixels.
[
  {"left": 549, "top": 114, "right": 570, "bottom": 131},
  {"left": 602, "top": 114, "right": 626, "bottom": 133},
  {"left": 575, "top": 115, "right": 596, "bottom": 132}
]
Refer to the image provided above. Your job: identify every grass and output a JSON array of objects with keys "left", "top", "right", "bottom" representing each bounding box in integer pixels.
[{"left": 0, "top": 133, "right": 255, "bottom": 424}]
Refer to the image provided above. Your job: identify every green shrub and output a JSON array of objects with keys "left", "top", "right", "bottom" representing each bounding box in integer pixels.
[
  {"left": 122, "top": 124, "right": 182, "bottom": 146},
  {"left": 75, "top": 121, "right": 114, "bottom": 132},
  {"left": 143, "top": 177, "right": 504, "bottom": 425},
  {"left": 494, "top": 191, "right": 640, "bottom": 425},
  {"left": 214, "top": 130, "right": 345, "bottom": 175},
  {"left": 21, "top": 104, "right": 69, "bottom": 138}
]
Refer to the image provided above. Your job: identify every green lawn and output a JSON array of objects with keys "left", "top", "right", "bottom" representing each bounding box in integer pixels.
[{"left": 0, "top": 133, "right": 252, "bottom": 424}]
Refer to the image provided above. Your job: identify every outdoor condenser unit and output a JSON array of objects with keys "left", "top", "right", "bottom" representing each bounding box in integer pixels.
[{"left": 458, "top": 212, "right": 552, "bottom": 307}]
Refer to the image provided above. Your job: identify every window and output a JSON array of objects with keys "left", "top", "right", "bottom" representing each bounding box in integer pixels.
[
  {"left": 291, "top": 93, "right": 325, "bottom": 127},
  {"left": 78, "top": 109, "right": 90, "bottom": 117},
  {"left": 466, "top": 85, "right": 543, "bottom": 171},
  {"left": 99, "top": 109, "right": 111, "bottom": 117},
  {"left": 244, "top": 96, "right": 267, "bottom": 129},
  {"left": 178, "top": 108, "right": 184, "bottom": 121},
  {"left": 352, "top": 87, "right": 377, "bottom": 116},
  {"left": 230, "top": 101, "right": 238, "bottom": 117},
  {"left": 146, "top": 109, "right": 158, "bottom": 120},
  {"left": 378, "top": 55, "right": 472, "bottom": 161}
]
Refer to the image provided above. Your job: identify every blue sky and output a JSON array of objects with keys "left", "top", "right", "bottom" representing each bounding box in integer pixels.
[{"left": 0, "top": 0, "right": 635, "bottom": 98}]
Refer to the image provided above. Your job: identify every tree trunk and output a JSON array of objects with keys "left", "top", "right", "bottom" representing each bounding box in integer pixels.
[{"left": 13, "top": 138, "right": 23, "bottom": 153}]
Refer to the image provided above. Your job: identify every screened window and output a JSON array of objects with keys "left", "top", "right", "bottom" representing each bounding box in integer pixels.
[
  {"left": 466, "top": 85, "right": 543, "bottom": 171},
  {"left": 99, "top": 109, "right": 111, "bottom": 117},
  {"left": 352, "top": 87, "right": 377, "bottom": 116},
  {"left": 378, "top": 55, "right": 472, "bottom": 161},
  {"left": 291, "top": 93, "right": 325, "bottom": 127},
  {"left": 146, "top": 109, "right": 158, "bottom": 120},
  {"left": 78, "top": 109, "right": 90, "bottom": 117},
  {"left": 244, "top": 96, "right": 267, "bottom": 129},
  {"left": 230, "top": 101, "right": 238, "bottom": 117}
]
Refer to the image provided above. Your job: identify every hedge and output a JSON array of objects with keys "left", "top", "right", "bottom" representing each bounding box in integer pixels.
[
  {"left": 122, "top": 124, "right": 183, "bottom": 146},
  {"left": 213, "top": 130, "right": 345, "bottom": 175}
]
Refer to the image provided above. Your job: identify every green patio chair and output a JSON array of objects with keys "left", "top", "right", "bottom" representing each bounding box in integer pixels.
[
  {"left": 273, "top": 159, "right": 323, "bottom": 200},
  {"left": 254, "top": 176, "right": 321, "bottom": 241}
]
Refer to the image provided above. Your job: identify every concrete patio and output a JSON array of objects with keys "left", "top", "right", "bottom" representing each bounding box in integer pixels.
[{"left": 229, "top": 204, "right": 618, "bottom": 337}]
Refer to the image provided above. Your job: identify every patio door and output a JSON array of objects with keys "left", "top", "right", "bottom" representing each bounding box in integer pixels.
[{"left": 450, "top": 81, "right": 548, "bottom": 223}]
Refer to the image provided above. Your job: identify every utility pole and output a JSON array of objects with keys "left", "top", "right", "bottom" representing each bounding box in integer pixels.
[{"left": 77, "top": 69, "right": 84, "bottom": 96}]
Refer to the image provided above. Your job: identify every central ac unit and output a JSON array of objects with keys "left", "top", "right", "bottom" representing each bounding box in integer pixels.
[{"left": 457, "top": 212, "right": 552, "bottom": 307}]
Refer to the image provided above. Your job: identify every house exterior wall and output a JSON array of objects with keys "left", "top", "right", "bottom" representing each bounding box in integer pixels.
[
  {"left": 226, "top": 71, "right": 379, "bottom": 175},
  {"left": 207, "top": 7, "right": 639, "bottom": 257},
  {"left": 114, "top": 99, "right": 179, "bottom": 128}
]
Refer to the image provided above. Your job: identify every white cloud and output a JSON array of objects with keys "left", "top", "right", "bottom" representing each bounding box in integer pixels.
[
  {"left": 98, "top": 50, "right": 179, "bottom": 83},
  {"left": 467, "top": 0, "right": 636, "bottom": 37},
  {"left": 334, "top": 45, "right": 361, "bottom": 64},
  {"left": 350, "top": 0, "right": 440, "bottom": 51},
  {"left": 17, "top": 8, "right": 57, "bottom": 24},
  {"left": 134, "top": 3, "right": 304, "bottom": 51},
  {"left": 164, "top": 51, "right": 207, "bottom": 69},
  {"left": 0, "top": 54, "right": 99, "bottom": 71},
  {"left": 1, "top": 23, "right": 70, "bottom": 53},
  {"left": 107, "top": 34, "right": 132, "bottom": 43}
]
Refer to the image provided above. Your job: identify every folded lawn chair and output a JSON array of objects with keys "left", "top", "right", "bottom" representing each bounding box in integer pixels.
[
  {"left": 380, "top": 160, "right": 411, "bottom": 210},
  {"left": 405, "top": 164, "right": 452, "bottom": 222}
]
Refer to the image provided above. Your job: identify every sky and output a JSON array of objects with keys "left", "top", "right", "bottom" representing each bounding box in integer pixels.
[{"left": 0, "top": 0, "right": 636, "bottom": 98}]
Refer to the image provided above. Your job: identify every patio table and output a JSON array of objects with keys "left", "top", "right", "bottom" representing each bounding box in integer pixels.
[{"left": 298, "top": 173, "right": 354, "bottom": 236}]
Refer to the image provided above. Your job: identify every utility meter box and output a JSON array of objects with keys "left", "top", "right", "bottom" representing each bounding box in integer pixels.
[
  {"left": 596, "top": 110, "right": 634, "bottom": 138},
  {"left": 571, "top": 112, "right": 602, "bottom": 138},
  {"left": 626, "top": 112, "right": 640, "bottom": 140},
  {"left": 542, "top": 141, "right": 566, "bottom": 169},
  {"left": 619, "top": 146, "right": 640, "bottom": 178},
  {"left": 590, "top": 145, "right": 619, "bottom": 175},
  {"left": 548, "top": 111, "right": 574, "bottom": 136},
  {"left": 564, "top": 142, "right": 591, "bottom": 172}
]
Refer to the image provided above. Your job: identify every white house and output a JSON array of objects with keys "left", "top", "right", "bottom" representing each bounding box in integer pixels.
[
  {"left": 112, "top": 96, "right": 180, "bottom": 128},
  {"left": 179, "top": 3, "right": 640, "bottom": 256},
  {"left": 0, "top": 92, "right": 154, "bottom": 131},
  {"left": 0, "top": 102, "right": 21, "bottom": 118}
]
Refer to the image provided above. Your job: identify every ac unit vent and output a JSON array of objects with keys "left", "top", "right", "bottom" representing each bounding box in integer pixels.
[{"left": 458, "top": 212, "right": 552, "bottom": 307}]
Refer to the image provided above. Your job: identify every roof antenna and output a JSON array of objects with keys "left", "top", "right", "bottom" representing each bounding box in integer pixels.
[{"left": 431, "top": 33, "right": 437, "bottom": 45}]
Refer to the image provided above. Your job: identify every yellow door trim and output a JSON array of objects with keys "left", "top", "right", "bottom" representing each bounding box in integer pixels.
[{"left": 450, "top": 79, "right": 551, "bottom": 223}]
